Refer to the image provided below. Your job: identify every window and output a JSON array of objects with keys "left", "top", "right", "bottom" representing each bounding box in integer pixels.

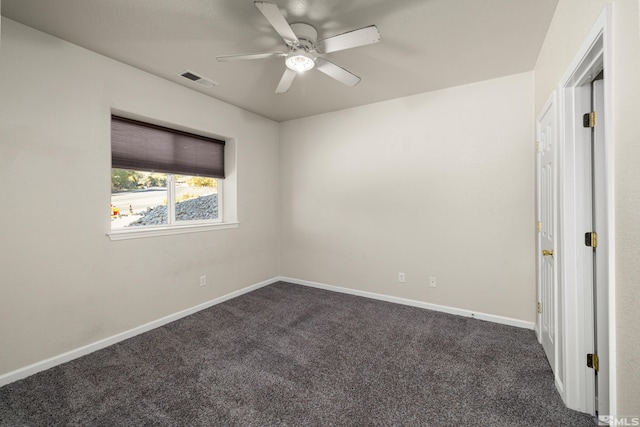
[
  {"left": 110, "top": 116, "right": 229, "bottom": 237},
  {"left": 110, "top": 170, "right": 220, "bottom": 229}
]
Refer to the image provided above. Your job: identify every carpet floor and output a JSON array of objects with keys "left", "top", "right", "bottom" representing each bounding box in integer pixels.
[{"left": 0, "top": 281, "right": 594, "bottom": 426}]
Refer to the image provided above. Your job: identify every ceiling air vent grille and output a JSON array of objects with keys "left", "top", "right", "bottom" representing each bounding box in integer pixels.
[{"left": 179, "top": 70, "right": 217, "bottom": 88}]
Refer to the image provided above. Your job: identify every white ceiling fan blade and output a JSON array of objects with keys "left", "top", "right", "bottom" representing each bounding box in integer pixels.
[
  {"left": 276, "top": 68, "right": 297, "bottom": 93},
  {"left": 216, "top": 52, "right": 285, "bottom": 62},
  {"left": 317, "top": 25, "right": 381, "bottom": 53},
  {"left": 315, "top": 58, "right": 361, "bottom": 87},
  {"left": 255, "top": 1, "right": 299, "bottom": 46}
]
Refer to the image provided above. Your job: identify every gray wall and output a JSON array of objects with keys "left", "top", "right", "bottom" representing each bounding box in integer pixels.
[
  {"left": 280, "top": 72, "right": 536, "bottom": 322},
  {"left": 0, "top": 18, "right": 280, "bottom": 375}
]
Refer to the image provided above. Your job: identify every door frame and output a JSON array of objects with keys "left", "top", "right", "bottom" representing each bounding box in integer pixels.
[{"left": 556, "top": 5, "right": 615, "bottom": 417}]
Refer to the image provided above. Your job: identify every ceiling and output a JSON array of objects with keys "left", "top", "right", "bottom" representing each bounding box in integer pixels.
[{"left": 2, "top": 0, "right": 558, "bottom": 122}]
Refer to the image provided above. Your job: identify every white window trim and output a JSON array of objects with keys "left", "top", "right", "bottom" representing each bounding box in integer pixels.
[{"left": 107, "top": 221, "right": 239, "bottom": 241}]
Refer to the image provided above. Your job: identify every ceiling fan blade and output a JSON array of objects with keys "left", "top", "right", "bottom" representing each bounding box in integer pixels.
[
  {"left": 254, "top": 1, "right": 299, "bottom": 46},
  {"left": 276, "top": 68, "right": 297, "bottom": 93},
  {"left": 317, "top": 25, "right": 381, "bottom": 53},
  {"left": 315, "top": 58, "right": 361, "bottom": 87},
  {"left": 216, "top": 52, "right": 285, "bottom": 62}
]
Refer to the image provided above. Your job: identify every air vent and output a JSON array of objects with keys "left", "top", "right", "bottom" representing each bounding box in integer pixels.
[
  {"left": 179, "top": 70, "right": 217, "bottom": 88},
  {"left": 181, "top": 71, "right": 200, "bottom": 81}
]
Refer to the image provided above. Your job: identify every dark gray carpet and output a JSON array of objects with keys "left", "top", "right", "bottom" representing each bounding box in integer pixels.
[{"left": 0, "top": 281, "right": 593, "bottom": 426}]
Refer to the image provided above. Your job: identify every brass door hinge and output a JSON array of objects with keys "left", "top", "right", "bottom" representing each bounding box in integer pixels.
[
  {"left": 537, "top": 302, "right": 542, "bottom": 314},
  {"left": 537, "top": 221, "right": 542, "bottom": 233},
  {"left": 536, "top": 142, "right": 541, "bottom": 153},
  {"left": 587, "top": 353, "right": 600, "bottom": 371},
  {"left": 585, "top": 231, "right": 598, "bottom": 248},
  {"left": 583, "top": 111, "right": 596, "bottom": 128}
]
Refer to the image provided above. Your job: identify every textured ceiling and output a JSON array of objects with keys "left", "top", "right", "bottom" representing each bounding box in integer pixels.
[{"left": 1, "top": 0, "right": 558, "bottom": 122}]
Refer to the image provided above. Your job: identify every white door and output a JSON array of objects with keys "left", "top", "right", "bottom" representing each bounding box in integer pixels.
[{"left": 537, "top": 98, "right": 557, "bottom": 373}]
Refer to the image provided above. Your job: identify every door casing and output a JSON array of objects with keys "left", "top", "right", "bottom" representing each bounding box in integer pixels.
[{"left": 553, "top": 5, "right": 615, "bottom": 417}]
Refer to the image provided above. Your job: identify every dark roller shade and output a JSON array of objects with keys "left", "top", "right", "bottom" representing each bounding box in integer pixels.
[{"left": 111, "top": 116, "right": 225, "bottom": 178}]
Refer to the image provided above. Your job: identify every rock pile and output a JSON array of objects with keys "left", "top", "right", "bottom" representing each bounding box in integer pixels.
[{"left": 128, "top": 193, "right": 218, "bottom": 227}]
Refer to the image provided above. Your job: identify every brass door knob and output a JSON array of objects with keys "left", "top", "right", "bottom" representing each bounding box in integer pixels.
[{"left": 542, "top": 249, "right": 554, "bottom": 257}]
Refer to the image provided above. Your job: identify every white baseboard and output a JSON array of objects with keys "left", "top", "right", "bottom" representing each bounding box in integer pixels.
[
  {"left": 277, "top": 276, "right": 535, "bottom": 330},
  {"left": 0, "top": 277, "right": 279, "bottom": 388},
  {"left": 1, "top": 275, "right": 534, "bottom": 388}
]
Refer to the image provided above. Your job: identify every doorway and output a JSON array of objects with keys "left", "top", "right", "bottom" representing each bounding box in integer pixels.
[{"left": 536, "top": 6, "right": 614, "bottom": 420}]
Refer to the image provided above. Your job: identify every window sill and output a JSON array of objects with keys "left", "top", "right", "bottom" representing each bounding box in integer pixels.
[{"left": 107, "top": 222, "right": 239, "bottom": 241}]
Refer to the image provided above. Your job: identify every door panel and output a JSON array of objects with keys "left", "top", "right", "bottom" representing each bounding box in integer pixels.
[{"left": 537, "top": 98, "right": 557, "bottom": 374}]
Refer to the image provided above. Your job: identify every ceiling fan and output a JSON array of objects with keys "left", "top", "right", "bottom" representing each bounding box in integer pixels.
[{"left": 216, "top": 1, "right": 381, "bottom": 94}]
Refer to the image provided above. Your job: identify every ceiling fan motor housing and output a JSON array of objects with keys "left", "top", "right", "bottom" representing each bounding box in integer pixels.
[{"left": 290, "top": 23, "right": 318, "bottom": 52}]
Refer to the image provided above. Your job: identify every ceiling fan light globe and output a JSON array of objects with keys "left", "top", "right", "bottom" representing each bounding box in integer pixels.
[{"left": 285, "top": 52, "right": 315, "bottom": 72}]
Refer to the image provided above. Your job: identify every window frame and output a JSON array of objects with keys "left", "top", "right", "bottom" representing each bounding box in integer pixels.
[
  {"left": 165, "top": 173, "right": 223, "bottom": 225},
  {"left": 107, "top": 114, "right": 238, "bottom": 241}
]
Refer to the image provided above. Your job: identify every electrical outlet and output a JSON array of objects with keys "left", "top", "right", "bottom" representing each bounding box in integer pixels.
[
  {"left": 429, "top": 276, "right": 437, "bottom": 288},
  {"left": 399, "top": 272, "right": 405, "bottom": 283},
  {"left": 200, "top": 275, "right": 207, "bottom": 287}
]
